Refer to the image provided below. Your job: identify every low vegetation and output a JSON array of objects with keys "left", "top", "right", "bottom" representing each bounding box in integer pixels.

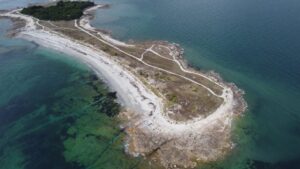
[
  {"left": 38, "top": 19, "right": 224, "bottom": 121},
  {"left": 20, "top": 1, "right": 95, "bottom": 21}
]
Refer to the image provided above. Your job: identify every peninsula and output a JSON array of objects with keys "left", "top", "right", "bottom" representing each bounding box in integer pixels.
[{"left": 0, "top": 1, "right": 246, "bottom": 168}]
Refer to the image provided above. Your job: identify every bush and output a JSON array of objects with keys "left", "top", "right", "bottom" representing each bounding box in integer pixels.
[{"left": 20, "top": 1, "right": 95, "bottom": 21}]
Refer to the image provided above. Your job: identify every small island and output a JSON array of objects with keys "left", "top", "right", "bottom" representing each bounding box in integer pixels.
[
  {"left": 20, "top": 1, "right": 94, "bottom": 20},
  {"left": 0, "top": 1, "right": 246, "bottom": 168}
]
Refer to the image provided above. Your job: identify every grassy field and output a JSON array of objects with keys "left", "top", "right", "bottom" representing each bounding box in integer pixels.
[{"left": 38, "top": 19, "right": 224, "bottom": 121}]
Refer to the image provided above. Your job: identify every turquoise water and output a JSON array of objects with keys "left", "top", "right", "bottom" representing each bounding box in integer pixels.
[
  {"left": 1, "top": 0, "right": 300, "bottom": 169},
  {"left": 91, "top": 0, "right": 300, "bottom": 168}
]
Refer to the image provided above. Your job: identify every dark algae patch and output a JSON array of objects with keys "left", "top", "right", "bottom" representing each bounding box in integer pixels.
[
  {"left": 20, "top": 1, "right": 94, "bottom": 21},
  {"left": 0, "top": 45, "right": 160, "bottom": 169}
]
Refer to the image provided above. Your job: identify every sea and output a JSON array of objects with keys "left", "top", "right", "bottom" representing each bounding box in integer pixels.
[{"left": 0, "top": 0, "right": 300, "bottom": 169}]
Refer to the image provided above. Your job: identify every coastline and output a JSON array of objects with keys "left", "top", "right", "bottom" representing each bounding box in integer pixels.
[
  {"left": 0, "top": 5, "right": 247, "bottom": 169},
  {"left": 80, "top": 4, "right": 135, "bottom": 48}
]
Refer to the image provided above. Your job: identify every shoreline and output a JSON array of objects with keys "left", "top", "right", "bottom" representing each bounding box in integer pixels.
[
  {"left": 80, "top": 4, "right": 136, "bottom": 48},
  {"left": 0, "top": 5, "right": 247, "bottom": 169}
]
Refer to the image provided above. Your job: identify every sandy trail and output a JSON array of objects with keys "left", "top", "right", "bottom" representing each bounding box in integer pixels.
[{"left": 75, "top": 18, "right": 223, "bottom": 98}]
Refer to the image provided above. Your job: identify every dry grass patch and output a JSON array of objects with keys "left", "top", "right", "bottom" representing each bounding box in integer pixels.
[{"left": 37, "top": 20, "right": 224, "bottom": 121}]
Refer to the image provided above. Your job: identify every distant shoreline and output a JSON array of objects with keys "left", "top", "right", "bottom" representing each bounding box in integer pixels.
[{"left": 0, "top": 3, "right": 247, "bottom": 168}]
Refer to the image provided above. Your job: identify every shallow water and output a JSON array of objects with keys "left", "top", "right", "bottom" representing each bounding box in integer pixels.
[{"left": 0, "top": 0, "right": 51, "bottom": 10}]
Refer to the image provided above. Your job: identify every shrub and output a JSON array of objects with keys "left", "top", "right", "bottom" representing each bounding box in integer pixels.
[{"left": 21, "top": 1, "right": 95, "bottom": 21}]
